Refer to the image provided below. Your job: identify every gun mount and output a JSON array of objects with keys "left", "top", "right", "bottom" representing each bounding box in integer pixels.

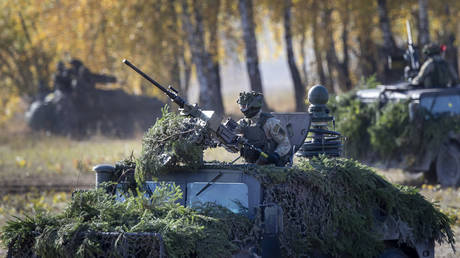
[{"left": 123, "top": 59, "right": 283, "bottom": 161}]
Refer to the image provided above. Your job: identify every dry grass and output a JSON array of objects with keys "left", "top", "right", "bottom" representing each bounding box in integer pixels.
[{"left": 0, "top": 132, "right": 141, "bottom": 183}]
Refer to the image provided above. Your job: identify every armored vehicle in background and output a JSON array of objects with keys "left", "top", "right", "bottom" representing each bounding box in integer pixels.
[
  {"left": 25, "top": 59, "right": 164, "bottom": 137},
  {"left": 356, "top": 83, "right": 460, "bottom": 186}
]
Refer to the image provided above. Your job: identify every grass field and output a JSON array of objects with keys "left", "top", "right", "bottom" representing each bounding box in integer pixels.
[{"left": 0, "top": 133, "right": 459, "bottom": 257}]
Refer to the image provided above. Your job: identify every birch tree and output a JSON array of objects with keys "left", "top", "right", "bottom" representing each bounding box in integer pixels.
[
  {"left": 180, "top": 0, "right": 224, "bottom": 116},
  {"left": 418, "top": 0, "right": 431, "bottom": 47},
  {"left": 238, "top": 0, "right": 269, "bottom": 109},
  {"left": 283, "top": 0, "right": 305, "bottom": 111}
]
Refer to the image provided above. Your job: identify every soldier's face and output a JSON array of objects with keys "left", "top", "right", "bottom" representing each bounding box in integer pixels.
[
  {"left": 239, "top": 104, "right": 249, "bottom": 113},
  {"left": 240, "top": 104, "right": 260, "bottom": 118}
]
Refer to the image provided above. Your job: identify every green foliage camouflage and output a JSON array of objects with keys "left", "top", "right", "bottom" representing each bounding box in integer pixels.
[
  {"left": 2, "top": 105, "right": 455, "bottom": 257},
  {"left": 2, "top": 157, "right": 455, "bottom": 257},
  {"left": 135, "top": 106, "right": 214, "bottom": 183},
  {"left": 243, "top": 157, "right": 455, "bottom": 257},
  {"left": 1, "top": 185, "right": 252, "bottom": 258},
  {"left": 331, "top": 92, "right": 460, "bottom": 162},
  {"left": 368, "top": 101, "right": 412, "bottom": 160},
  {"left": 329, "top": 92, "right": 378, "bottom": 159}
]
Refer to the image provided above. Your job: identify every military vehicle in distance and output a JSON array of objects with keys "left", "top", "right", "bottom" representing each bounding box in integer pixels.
[
  {"left": 26, "top": 59, "right": 164, "bottom": 137},
  {"left": 351, "top": 21, "right": 460, "bottom": 187},
  {"left": 356, "top": 82, "right": 460, "bottom": 187}
]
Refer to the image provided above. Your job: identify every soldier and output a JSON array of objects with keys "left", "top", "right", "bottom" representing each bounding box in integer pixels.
[
  {"left": 411, "top": 43, "right": 458, "bottom": 88},
  {"left": 52, "top": 61, "right": 72, "bottom": 93},
  {"left": 236, "top": 91, "right": 292, "bottom": 166},
  {"left": 69, "top": 58, "right": 117, "bottom": 94}
]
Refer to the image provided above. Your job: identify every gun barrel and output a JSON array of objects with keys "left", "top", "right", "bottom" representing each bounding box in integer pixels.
[
  {"left": 122, "top": 58, "right": 270, "bottom": 160},
  {"left": 122, "top": 59, "right": 185, "bottom": 108},
  {"left": 406, "top": 20, "right": 413, "bottom": 45}
]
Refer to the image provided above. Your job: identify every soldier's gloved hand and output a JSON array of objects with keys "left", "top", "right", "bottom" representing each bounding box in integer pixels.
[{"left": 266, "top": 152, "right": 281, "bottom": 166}]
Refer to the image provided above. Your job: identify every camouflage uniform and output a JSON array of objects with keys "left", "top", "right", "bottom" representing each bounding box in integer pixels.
[
  {"left": 236, "top": 91, "right": 292, "bottom": 166},
  {"left": 412, "top": 43, "right": 458, "bottom": 88}
]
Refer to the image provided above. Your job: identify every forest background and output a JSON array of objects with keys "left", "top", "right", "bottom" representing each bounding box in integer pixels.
[
  {"left": 2, "top": 0, "right": 460, "bottom": 122},
  {"left": 2, "top": 1, "right": 460, "bottom": 256}
]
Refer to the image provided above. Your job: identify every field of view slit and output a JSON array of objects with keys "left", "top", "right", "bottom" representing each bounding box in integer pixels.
[{"left": 2, "top": 0, "right": 460, "bottom": 257}]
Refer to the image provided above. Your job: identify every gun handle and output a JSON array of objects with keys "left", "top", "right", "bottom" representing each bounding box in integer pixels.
[{"left": 259, "top": 152, "right": 269, "bottom": 159}]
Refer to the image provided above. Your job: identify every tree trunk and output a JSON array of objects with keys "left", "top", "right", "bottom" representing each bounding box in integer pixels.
[
  {"left": 441, "top": 4, "right": 459, "bottom": 75},
  {"left": 358, "top": 33, "right": 377, "bottom": 78},
  {"left": 300, "top": 31, "right": 309, "bottom": 86},
  {"left": 283, "top": 0, "right": 306, "bottom": 111},
  {"left": 377, "top": 0, "right": 397, "bottom": 52},
  {"left": 311, "top": 9, "right": 327, "bottom": 88},
  {"left": 180, "top": 0, "right": 224, "bottom": 116},
  {"left": 324, "top": 53, "right": 336, "bottom": 92},
  {"left": 206, "top": 0, "right": 224, "bottom": 116},
  {"left": 376, "top": 0, "right": 401, "bottom": 83},
  {"left": 323, "top": 5, "right": 351, "bottom": 93},
  {"left": 168, "top": 0, "right": 184, "bottom": 99},
  {"left": 340, "top": 3, "right": 352, "bottom": 91},
  {"left": 418, "top": 0, "right": 430, "bottom": 47},
  {"left": 179, "top": 51, "right": 192, "bottom": 101},
  {"left": 168, "top": 0, "right": 190, "bottom": 101},
  {"left": 238, "top": 0, "right": 269, "bottom": 109}
]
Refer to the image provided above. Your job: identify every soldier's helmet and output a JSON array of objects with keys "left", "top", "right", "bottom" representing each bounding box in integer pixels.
[
  {"left": 423, "top": 43, "right": 441, "bottom": 57},
  {"left": 56, "top": 61, "right": 65, "bottom": 73},
  {"left": 237, "top": 91, "right": 263, "bottom": 118},
  {"left": 70, "top": 59, "right": 83, "bottom": 68}
]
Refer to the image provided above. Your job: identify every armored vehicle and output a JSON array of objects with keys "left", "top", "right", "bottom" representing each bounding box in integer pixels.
[
  {"left": 26, "top": 59, "right": 165, "bottom": 137},
  {"left": 6, "top": 61, "right": 450, "bottom": 258},
  {"left": 7, "top": 157, "right": 442, "bottom": 257},
  {"left": 356, "top": 83, "right": 460, "bottom": 187},
  {"left": 90, "top": 161, "right": 437, "bottom": 258}
]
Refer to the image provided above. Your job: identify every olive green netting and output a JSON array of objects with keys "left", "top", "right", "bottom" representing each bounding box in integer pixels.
[
  {"left": 330, "top": 93, "right": 460, "bottom": 162},
  {"left": 2, "top": 108, "right": 455, "bottom": 257},
  {"left": 135, "top": 106, "right": 215, "bottom": 183},
  {"left": 328, "top": 92, "right": 378, "bottom": 160},
  {"left": 243, "top": 157, "right": 455, "bottom": 257},
  {"left": 2, "top": 159, "right": 455, "bottom": 257},
  {"left": 2, "top": 185, "right": 253, "bottom": 258}
]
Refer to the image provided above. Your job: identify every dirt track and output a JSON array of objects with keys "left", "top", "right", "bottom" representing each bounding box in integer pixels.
[{"left": 0, "top": 174, "right": 93, "bottom": 194}]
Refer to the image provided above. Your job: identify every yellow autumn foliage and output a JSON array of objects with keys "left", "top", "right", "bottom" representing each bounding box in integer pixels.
[{"left": 1, "top": 0, "right": 460, "bottom": 123}]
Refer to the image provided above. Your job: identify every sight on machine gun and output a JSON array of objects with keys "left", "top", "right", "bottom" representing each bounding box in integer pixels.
[
  {"left": 296, "top": 85, "right": 342, "bottom": 158},
  {"left": 122, "top": 59, "right": 271, "bottom": 160}
]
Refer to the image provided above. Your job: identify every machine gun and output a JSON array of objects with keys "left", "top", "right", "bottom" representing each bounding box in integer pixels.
[
  {"left": 404, "top": 20, "right": 420, "bottom": 80},
  {"left": 122, "top": 59, "right": 270, "bottom": 160}
]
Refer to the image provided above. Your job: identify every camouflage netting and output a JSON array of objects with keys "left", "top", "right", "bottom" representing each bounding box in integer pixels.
[
  {"left": 1, "top": 185, "right": 253, "bottom": 258},
  {"left": 2, "top": 107, "right": 455, "bottom": 257},
  {"left": 135, "top": 106, "right": 215, "bottom": 183},
  {"left": 244, "top": 157, "right": 455, "bottom": 257},
  {"left": 329, "top": 92, "right": 378, "bottom": 159},
  {"left": 368, "top": 102, "right": 460, "bottom": 165},
  {"left": 2, "top": 159, "right": 455, "bottom": 257},
  {"left": 330, "top": 93, "right": 460, "bottom": 162}
]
